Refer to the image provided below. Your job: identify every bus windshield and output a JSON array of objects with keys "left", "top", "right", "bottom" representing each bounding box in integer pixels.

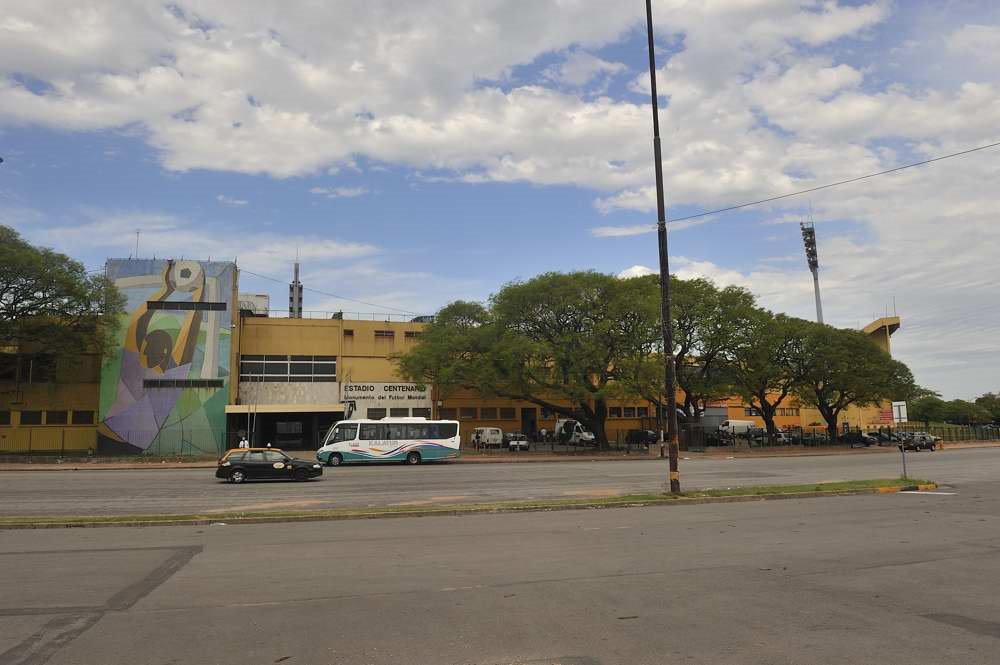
[{"left": 330, "top": 423, "right": 358, "bottom": 442}]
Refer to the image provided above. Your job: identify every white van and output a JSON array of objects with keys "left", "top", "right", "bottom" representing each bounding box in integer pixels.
[
  {"left": 719, "top": 419, "right": 756, "bottom": 435},
  {"left": 471, "top": 427, "right": 504, "bottom": 449},
  {"left": 554, "top": 419, "right": 596, "bottom": 445}
]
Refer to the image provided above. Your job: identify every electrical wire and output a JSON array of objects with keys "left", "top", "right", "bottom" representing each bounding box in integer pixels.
[
  {"left": 239, "top": 268, "right": 421, "bottom": 315},
  {"left": 665, "top": 140, "right": 1000, "bottom": 224}
]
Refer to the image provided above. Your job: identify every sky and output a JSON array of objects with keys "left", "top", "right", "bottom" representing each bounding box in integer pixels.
[{"left": 0, "top": 0, "right": 998, "bottom": 400}]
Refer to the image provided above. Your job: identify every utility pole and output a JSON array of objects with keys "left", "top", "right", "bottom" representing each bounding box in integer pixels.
[{"left": 645, "top": 0, "right": 681, "bottom": 494}]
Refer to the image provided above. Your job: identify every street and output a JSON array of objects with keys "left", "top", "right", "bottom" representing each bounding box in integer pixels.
[
  {"left": 2, "top": 475, "right": 999, "bottom": 664},
  {"left": 1, "top": 447, "right": 999, "bottom": 517}
]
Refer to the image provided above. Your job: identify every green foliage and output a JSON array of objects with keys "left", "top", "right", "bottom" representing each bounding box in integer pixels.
[
  {"left": 974, "top": 393, "right": 1000, "bottom": 423},
  {"left": 0, "top": 225, "right": 125, "bottom": 381},
  {"left": 798, "top": 324, "right": 914, "bottom": 440}
]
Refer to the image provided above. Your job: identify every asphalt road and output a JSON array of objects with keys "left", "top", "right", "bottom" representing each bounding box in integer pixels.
[
  {"left": 2, "top": 478, "right": 999, "bottom": 664},
  {"left": 1, "top": 447, "right": 999, "bottom": 517}
]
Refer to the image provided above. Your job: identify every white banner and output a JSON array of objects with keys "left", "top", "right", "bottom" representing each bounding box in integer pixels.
[{"left": 341, "top": 383, "right": 432, "bottom": 410}]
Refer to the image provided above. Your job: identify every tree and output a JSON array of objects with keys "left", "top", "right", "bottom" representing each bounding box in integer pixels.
[
  {"left": 941, "top": 399, "right": 992, "bottom": 426},
  {"left": 909, "top": 395, "right": 947, "bottom": 425},
  {"left": 397, "top": 272, "right": 660, "bottom": 445},
  {"left": 798, "top": 323, "right": 915, "bottom": 441},
  {"left": 726, "top": 310, "right": 809, "bottom": 444},
  {"left": 974, "top": 393, "right": 1000, "bottom": 424},
  {"left": 0, "top": 225, "right": 124, "bottom": 390}
]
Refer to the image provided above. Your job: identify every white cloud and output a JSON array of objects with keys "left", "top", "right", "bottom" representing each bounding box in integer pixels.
[
  {"left": 592, "top": 224, "right": 654, "bottom": 238},
  {"left": 947, "top": 24, "right": 1000, "bottom": 67},
  {"left": 216, "top": 194, "right": 248, "bottom": 206},
  {"left": 617, "top": 265, "right": 655, "bottom": 279},
  {"left": 543, "top": 49, "right": 626, "bottom": 88},
  {"left": 309, "top": 186, "right": 368, "bottom": 199}
]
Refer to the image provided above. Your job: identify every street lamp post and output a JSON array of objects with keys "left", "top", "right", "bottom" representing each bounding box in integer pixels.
[{"left": 645, "top": 0, "right": 681, "bottom": 493}]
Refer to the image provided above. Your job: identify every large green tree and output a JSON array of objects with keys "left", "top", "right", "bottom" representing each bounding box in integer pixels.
[
  {"left": 974, "top": 393, "right": 1000, "bottom": 424},
  {"left": 0, "top": 225, "right": 124, "bottom": 390},
  {"left": 397, "top": 271, "right": 660, "bottom": 445},
  {"left": 798, "top": 323, "right": 915, "bottom": 441},
  {"left": 726, "top": 310, "right": 809, "bottom": 443}
]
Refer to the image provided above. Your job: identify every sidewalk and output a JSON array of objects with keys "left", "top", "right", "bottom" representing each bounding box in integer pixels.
[{"left": 1, "top": 440, "right": 997, "bottom": 471}]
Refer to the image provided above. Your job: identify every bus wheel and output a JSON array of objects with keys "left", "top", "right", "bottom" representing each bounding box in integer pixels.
[
  {"left": 327, "top": 453, "right": 343, "bottom": 467},
  {"left": 405, "top": 451, "right": 421, "bottom": 465}
]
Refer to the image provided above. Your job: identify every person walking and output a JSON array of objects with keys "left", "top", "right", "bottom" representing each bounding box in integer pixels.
[{"left": 238, "top": 435, "right": 250, "bottom": 449}]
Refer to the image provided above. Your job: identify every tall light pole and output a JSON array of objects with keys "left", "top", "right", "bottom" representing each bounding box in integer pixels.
[
  {"left": 645, "top": 0, "right": 680, "bottom": 493},
  {"left": 800, "top": 222, "right": 824, "bottom": 324}
]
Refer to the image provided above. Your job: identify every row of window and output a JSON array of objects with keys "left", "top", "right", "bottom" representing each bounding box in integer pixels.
[
  {"left": 147, "top": 300, "right": 227, "bottom": 311},
  {"left": 0, "top": 410, "right": 95, "bottom": 426},
  {"left": 365, "top": 408, "right": 432, "bottom": 420},
  {"left": 239, "top": 355, "right": 336, "bottom": 383},
  {"left": 436, "top": 406, "right": 653, "bottom": 421},
  {"left": 0, "top": 355, "right": 56, "bottom": 384},
  {"left": 143, "top": 379, "right": 224, "bottom": 389},
  {"left": 343, "top": 330, "right": 421, "bottom": 339},
  {"left": 330, "top": 421, "right": 458, "bottom": 442},
  {"left": 608, "top": 407, "right": 651, "bottom": 418}
]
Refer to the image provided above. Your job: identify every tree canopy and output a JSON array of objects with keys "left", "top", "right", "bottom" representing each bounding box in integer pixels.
[{"left": 0, "top": 225, "right": 124, "bottom": 385}]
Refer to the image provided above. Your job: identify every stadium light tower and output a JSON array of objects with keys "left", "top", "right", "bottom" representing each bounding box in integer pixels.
[{"left": 800, "top": 222, "right": 824, "bottom": 324}]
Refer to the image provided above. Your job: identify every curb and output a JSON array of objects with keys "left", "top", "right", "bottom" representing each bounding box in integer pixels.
[{"left": 0, "top": 484, "right": 934, "bottom": 530}]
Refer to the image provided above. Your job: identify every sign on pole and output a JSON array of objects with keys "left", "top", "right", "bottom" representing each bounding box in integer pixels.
[{"left": 891, "top": 401, "right": 908, "bottom": 424}]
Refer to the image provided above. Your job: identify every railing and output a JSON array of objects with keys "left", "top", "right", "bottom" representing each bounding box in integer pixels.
[{"left": 241, "top": 309, "right": 432, "bottom": 322}]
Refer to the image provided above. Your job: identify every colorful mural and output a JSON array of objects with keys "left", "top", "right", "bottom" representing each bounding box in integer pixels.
[{"left": 98, "top": 260, "right": 234, "bottom": 454}]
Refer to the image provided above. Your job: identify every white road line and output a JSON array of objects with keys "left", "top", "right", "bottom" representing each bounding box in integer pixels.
[{"left": 900, "top": 491, "right": 956, "bottom": 495}]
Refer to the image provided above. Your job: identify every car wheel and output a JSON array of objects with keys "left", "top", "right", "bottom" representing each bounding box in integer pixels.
[
  {"left": 405, "top": 451, "right": 421, "bottom": 465},
  {"left": 229, "top": 468, "right": 247, "bottom": 484},
  {"left": 929, "top": 444, "right": 936, "bottom": 451},
  {"left": 898, "top": 445, "right": 903, "bottom": 452},
  {"left": 293, "top": 468, "right": 310, "bottom": 482},
  {"left": 327, "top": 453, "right": 343, "bottom": 467}
]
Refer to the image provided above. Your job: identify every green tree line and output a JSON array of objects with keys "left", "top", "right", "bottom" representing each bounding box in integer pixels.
[{"left": 398, "top": 270, "right": 919, "bottom": 446}]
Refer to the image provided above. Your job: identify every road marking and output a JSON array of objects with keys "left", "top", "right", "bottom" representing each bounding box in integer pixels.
[{"left": 900, "top": 491, "right": 955, "bottom": 495}]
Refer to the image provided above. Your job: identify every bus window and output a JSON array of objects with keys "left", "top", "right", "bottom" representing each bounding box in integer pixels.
[
  {"left": 386, "top": 423, "right": 407, "bottom": 440},
  {"left": 407, "top": 423, "right": 431, "bottom": 439},
  {"left": 430, "top": 423, "right": 458, "bottom": 439},
  {"left": 331, "top": 423, "right": 358, "bottom": 442},
  {"left": 359, "top": 423, "right": 382, "bottom": 440}
]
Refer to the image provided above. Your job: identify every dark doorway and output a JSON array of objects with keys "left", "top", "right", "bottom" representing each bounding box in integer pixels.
[{"left": 521, "top": 407, "right": 537, "bottom": 437}]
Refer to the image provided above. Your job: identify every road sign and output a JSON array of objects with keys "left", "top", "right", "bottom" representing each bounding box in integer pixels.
[{"left": 892, "top": 401, "right": 908, "bottom": 423}]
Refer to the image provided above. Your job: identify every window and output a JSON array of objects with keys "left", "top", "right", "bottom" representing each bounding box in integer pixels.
[
  {"left": 541, "top": 407, "right": 555, "bottom": 419},
  {"left": 374, "top": 330, "right": 395, "bottom": 338},
  {"left": 72, "top": 410, "right": 95, "bottom": 425},
  {"left": 637, "top": 407, "right": 649, "bottom": 417},
  {"left": 240, "top": 355, "right": 336, "bottom": 382},
  {"left": 609, "top": 407, "right": 622, "bottom": 418},
  {"left": 246, "top": 451, "right": 266, "bottom": 463},
  {"left": 11, "top": 355, "right": 57, "bottom": 384},
  {"left": 623, "top": 407, "right": 636, "bottom": 418},
  {"left": 412, "top": 408, "right": 431, "bottom": 418},
  {"left": 407, "top": 423, "right": 431, "bottom": 439},
  {"left": 226, "top": 451, "right": 246, "bottom": 462},
  {"left": 331, "top": 423, "right": 358, "bottom": 442},
  {"left": 147, "top": 300, "right": 226, "bottom": 311},
  {"left": 744, "top": 407, "right": 762, "bottom": 417},
  {"left": 0, "top": 411, "right": 10, "bottom": 425},
  {"left": 366, "top": 408, "right": 387, "bottom": 420},
  {"left": 344, "top": 329, "right": 354, "bottom": 337},
  {"left": 143, "top": 379, "right": 224, "bottom": 389},
  {"left": 480, "top": 407, "right": 498, "bottom": 420},
  {"left": 264, "top": 450, "right": 290, "bottom": 462},
  {"left": 359, "top": 423, "right": 383, "bottom": 440},
  {"left": 386, "top": 423, "right": 407, "bottom": 440},
  {"left": 45, "top": 411, "right": 68, "bottom": 425},
  {"left": 389, "top": 408, "right": 409, "bottom": 418},
  {"left": 19, "top": 411, "right": 42, "bottom": 425},
  {"left": 439, "top": 407, "right": 457, "bottom": 419},
  {"left": 0, "top": 355, "right": 15, "bottom": 382},
  {"left": 404, "top": 331, "right": 421, "bottom": 339},
  {"left": 499, "top": 407, "right": 516, "bottom": 420},
  {"left": 431, "top": 423, "right": 458, "bottom": 439},
  {"left": 459, "top": 407, "right": 477, "bottom": 419}
]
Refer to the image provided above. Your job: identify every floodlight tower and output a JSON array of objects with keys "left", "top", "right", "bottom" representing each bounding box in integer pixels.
[{"left": 800, "top": 222, "right": 824, "bottom": 324}]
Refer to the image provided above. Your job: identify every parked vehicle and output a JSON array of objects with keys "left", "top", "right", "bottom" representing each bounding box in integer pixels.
[
  {"left": 216, "top": 448, "right": 323, "bottom": 483},
  {"left": 843, "top": 431, "right": 879, "bottom": 448},
  {"left": 626, "top": 429, "right": 658, "bottom": 447},
  {"left": 504, "top": 431, "right": 529, "bottom": 451},
  {"left": 317, "top": 418, "right": 461, "bottom": 465},
  {"left": 472, "top": 426, "right": 504, "bottom": 449},
  {"left": 899, "top": 432, "right": 939, "bottom": 451},
  {"left": 719, "top": 419, "right": 756, "bottom": 435},
  {"left": 554, "top": 419, "right": 596, "bottom": 445}
]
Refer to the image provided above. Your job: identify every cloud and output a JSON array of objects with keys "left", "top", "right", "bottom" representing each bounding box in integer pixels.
[
  {"left": 617, "top": 265, "right": 655, "bottom": 279},
  {"left": 543, "top": 49, "right": 626, "bottom": 88},
  {"left": 216, "top": 194, "right": 248, "bottom": 206},
  {"left": 947, "top": 24, "right": 1000, "bottom": 67},
  {"left": 309, "top": 186, "right": 368, "bottom": 199},
  {"left": 591, "top": 224, "right": 654, "bottom": 238}
]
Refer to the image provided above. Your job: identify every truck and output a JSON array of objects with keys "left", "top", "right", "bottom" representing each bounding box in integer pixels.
[
  {"left": 554, "top": 419, "right": 596, "bottom": 446},
  {"left": 719, "top": 419, "right": 756, "bottom": 435}
]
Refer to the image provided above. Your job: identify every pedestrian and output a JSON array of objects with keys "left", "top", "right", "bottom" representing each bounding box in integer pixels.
[
  {"left": 473, "top": 431, "right": 481, "bottom": 450},
  {"left": 539, "top": 427, "right": 547, "bottom": 443},
  {"left": 238, "top": 435, "right": 249, "bottom": 449}
]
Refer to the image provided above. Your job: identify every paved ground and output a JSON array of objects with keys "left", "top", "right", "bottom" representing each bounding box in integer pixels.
[
  {"left": 0, "top": 447, "right": 998, "bottom": 518},
  {"left": 2, "top": 474, "right": 999, "bottom": 664}
]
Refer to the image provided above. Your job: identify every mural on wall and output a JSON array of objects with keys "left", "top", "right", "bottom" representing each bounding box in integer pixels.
[{"left": 98, "top": 259, "right": 234, "bottom": 454}]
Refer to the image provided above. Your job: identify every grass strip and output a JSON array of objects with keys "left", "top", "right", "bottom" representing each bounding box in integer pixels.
[{"left": 0, "top": 478, "right": 932, "bottom": 528}]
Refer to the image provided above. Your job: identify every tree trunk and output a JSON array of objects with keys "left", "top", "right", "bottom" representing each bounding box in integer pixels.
[{"left": 759, "top": 399, "right": 778, "bottom": 445}]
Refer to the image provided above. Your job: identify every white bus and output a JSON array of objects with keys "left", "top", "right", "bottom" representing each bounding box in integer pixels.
[{"left": 317, "top": 417, "right": 460, "bottom": 466}]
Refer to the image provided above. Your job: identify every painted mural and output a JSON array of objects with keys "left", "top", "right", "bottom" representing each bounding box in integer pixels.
[{"left": 98, "top": 259, "right": 234, "bottom": 454}]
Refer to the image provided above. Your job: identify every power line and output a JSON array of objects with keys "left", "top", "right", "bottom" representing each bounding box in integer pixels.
[
  {"left": 239, "top": 268, "right": 421, "bottom": 315},
  {"left": 665, "top": 140, "right": 1000, "bottom": 225}
]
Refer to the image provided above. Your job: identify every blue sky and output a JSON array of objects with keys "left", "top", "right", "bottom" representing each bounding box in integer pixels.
[{"left": 1, "top": 0, "right": 998, "bottom": 399}]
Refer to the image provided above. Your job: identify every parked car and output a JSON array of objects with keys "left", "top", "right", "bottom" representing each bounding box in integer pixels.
[
  {"left": 843, "top": 431, "right": 879, "bottom": 448},
  {"left": 625, "top": 429, "right": 658, "bottom": 447},
  {"left": 899, "top": 432, "right": 939, "bottom": 451},
  {"left": 216, "top": 448, "right": 323, "bottom": 483},
  {"left": 504, "top": 432, "right": 530, "bottom": 451}
]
